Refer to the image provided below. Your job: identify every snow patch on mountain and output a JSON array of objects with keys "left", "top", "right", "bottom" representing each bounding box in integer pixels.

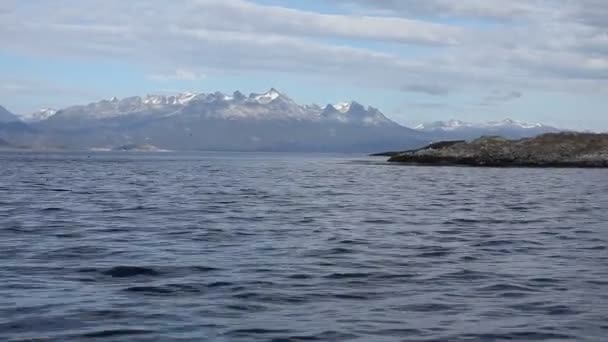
[
  {"left": 21, "top": 108, "right": 58, "bottom": 122},
  {"left": 321, "top": 101, "right": 393, "bottom": 126},
  {"left": 252, "top": 88, "right": 281, "bottom": 104},
  {"left": 143, "top": 93, "right": 198, "bottom": 106},
  {"left": 333, "top": 102, "right": 352, "bottom": 113},
  {"left": 416, "top": 118, "right": 547, "bottom": 131}
]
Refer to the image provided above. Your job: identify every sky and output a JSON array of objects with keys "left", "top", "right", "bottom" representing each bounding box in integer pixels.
[{"left": 0, "top": 0, "right": 607, "bottom": 129}]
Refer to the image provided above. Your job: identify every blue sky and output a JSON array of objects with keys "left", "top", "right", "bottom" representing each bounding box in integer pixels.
[{"left": 0, "top": 0, "right": 607, "bottom": 129}]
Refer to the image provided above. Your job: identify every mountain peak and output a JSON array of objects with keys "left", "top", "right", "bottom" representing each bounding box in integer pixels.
[
  {"left": 320, "top": 101, "right": 392, "bottom": 126},
  {"left": 333, "top": 102, "right": 352, "bottom": 113},
  {"left": 232, "top": 90, "right": 246, "bottom": 100},
  {"left": 250, "top": 88, "right": 283, "bottom": 104}
]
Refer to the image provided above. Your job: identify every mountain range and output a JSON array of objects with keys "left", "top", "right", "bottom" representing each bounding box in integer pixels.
[
  {"left": 0, "top": 89, "right": 564, "bottom": 152},
  {"left": 415, "top": 119, "right": 561, "bottom": 140}
]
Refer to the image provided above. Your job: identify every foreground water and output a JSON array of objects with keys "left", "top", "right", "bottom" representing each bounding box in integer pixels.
[{"left": 0, "top": 151, "right": 607, "bottom": 341}]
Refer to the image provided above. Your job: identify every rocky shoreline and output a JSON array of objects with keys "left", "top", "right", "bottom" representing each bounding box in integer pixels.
[{"left": 387, "top": 133, "right": 608, "bottom": 168}]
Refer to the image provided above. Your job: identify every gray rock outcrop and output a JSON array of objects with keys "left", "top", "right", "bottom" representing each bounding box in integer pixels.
[{"left": 388, "top": 133, "right": 608, "bottom": 167}]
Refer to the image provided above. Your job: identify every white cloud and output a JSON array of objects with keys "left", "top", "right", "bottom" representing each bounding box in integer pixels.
[
  {"left": 202, "top": 0, "right": 462, "bottom": 45},
  {"left": 0, "top": 0, "right": 606, "bottom": 108},
  {"left": 149, "top": 68, "right": 207, "bottom": 82}
]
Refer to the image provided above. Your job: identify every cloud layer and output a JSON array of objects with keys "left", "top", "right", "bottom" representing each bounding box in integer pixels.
[{"left": 0, "top": 0, "right": 606, "bottom": 125}]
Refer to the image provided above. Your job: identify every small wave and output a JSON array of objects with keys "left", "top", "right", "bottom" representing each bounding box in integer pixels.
[
  {"left": 370, "top": 328, "right": 423, "bottom": 337},
  {"left": 458, "top": 331, "right": 573, "bottom": 340},
  {"left": 528, "top": 277, "right": 560, "bottom": 285},
  {"left": 285, "top": 330, "right": 359, "bottom": 341},
  {"left": 232, "top": 292, "right": 307, "bottom": 304},
  {"left": 108, "top": 205, "right": 159, "bottom": 212},
  {"left": 303, "top": 247, "right": 355, "bottom": 257},
  {"left": 48, "top": 188, "right": 72, "bottom": 192},
  {"left": 41, "top": 207, "right": 64, "bottom": 212},
  {"left": 36, "top": 246, "right": 107, "bottom": 259},
  {"left": 473, "top": 240, "right": 515, "bottom": 247},
  {"left": 224, "top": 328, "right": 292, "bottom": 338},
  {"left": 395, "top": 303, "right": 456, "bottom": 312},
  {"left": 509, "top": 302, "right": 579, "bottom": 315},
  {"left": 445, "top": 218, "right": 480, "bottom": 224},
  {"left": 102, "top": 266, "right": 160, "bottom": 277},
  {"left": 586, "top": 280, "right": 608, "bottom": 286},
  {"left": 506, "top": 205, "right": 531, "bottom": 211},
  {"left": 372, "top": 272, "right": 416, "bottom": 280},
  {"left": 327, "top": 247, "right": 356, "bottom": 255},
  {"left": 416, "top": 247, "right": 453, "bottom": 258},
  {"left": 332, "top": 293, "right": 373, "bottom": 300},
  {"left": 361, "top": 219, "right": 394, "bottom": 224},
  {"left": 207, "top": 281, "right": 234, "bottom": 288},
  {"left": 125, "top": 282, "right": 208, "bottom": 296},
  {"left": 436, "top": 269, "right": 492, "bottom": 281},
  {"left": 477, "top": 283, "right": 538, "bottom": 293},
  {"left": 337, "top": 239, "right": 368, "bottom": 245},
  {"left": 191, "top": 265, "right": 222, "bottom": 272},
  {"left": 287, "top": 274, "right": 314, "bottom": 280},
  {"left": 225, "top": 303, "right": 268, "bottom": 312},
  {"left": 81, "top": 328, "right": 153, "bottom": 338},
  {"left": 124, "top": 286, "right": 173, "bottom": 295},
  {"left": 324, "top": 272, "right": 371, "bottom": 279}
]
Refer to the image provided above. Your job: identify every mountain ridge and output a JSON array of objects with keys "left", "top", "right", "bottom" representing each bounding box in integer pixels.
[
  {"left": 37, "top": 89, "right": 395, "bottom": 127},
  {"left": 2, "top": 89, "right": 568, "bottom": 152},
  {"left": 3, "top": 89, "right": 426, "bottom": 152}
]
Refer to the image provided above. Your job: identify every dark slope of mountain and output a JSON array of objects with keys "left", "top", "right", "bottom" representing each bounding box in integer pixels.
[
  {"left": 0, "top": 121, "right": 37, "bottom": 143},
  {"left": 0, "top": 105, "right": 20, "bottom": 123},
  {"left": 28, "top": 89, "right": 430, "bottom": 152}
]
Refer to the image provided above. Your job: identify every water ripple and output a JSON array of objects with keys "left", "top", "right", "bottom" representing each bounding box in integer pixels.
[{"left": 0, "top": 152, "right": 607, "bottom": 341}]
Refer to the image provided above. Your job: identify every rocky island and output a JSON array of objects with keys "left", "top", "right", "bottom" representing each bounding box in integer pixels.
[{"left": 387, "top": 133, "right": 608, "bottom": 168}]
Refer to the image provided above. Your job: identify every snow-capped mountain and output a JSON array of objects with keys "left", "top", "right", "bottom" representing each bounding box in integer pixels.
[
  {"left": 321, "top": 102, "right": 393, "bottom": 126},
  {"left": 251, "top": 88, "right": 281, "bottom": 104},
  {"left": 8, "top": 89, "right": 426, "bottom": 152},
  {"left": 415, "top": 118, "right": 561, "bottom": 139},
  {"left": 43, "top": 89, "right": 395, "bottom": 126},
  {"left": 416, "top": 119, "right": 546, "bottom": 131},
  {"left": 2, "top": 90, "right": 566, "bottom": 152}
]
